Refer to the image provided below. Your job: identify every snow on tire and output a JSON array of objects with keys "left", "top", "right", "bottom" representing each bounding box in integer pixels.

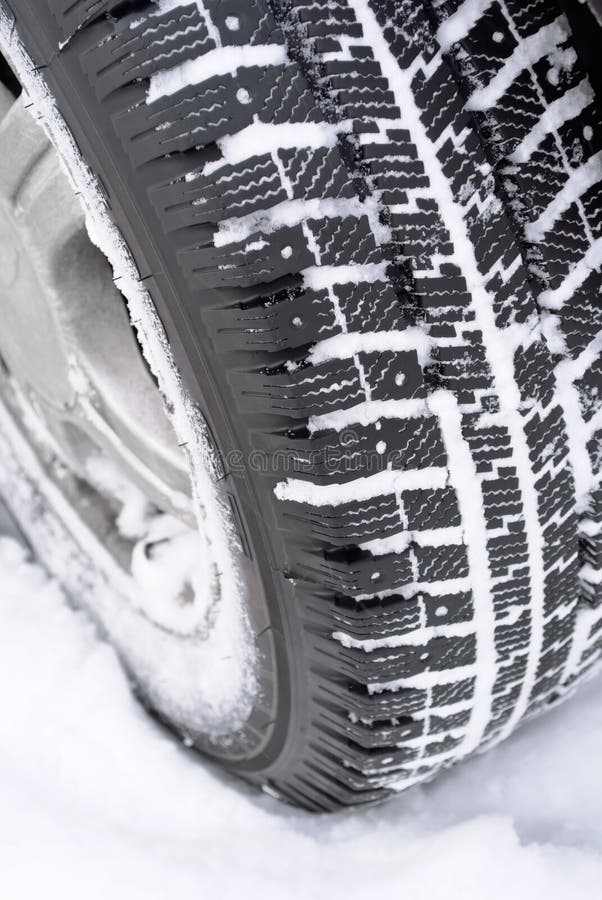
[{"left": 0, "top": 0, "right": 600, "bottom": 810}]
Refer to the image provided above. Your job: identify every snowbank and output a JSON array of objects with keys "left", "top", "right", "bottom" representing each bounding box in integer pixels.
[{"left": 0, "top": 537, "right": 601, "bottom": 900}]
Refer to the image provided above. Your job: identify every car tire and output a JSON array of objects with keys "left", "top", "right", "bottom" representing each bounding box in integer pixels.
[{"left": 0, "top": 0, "right": 601, "bottom": 811}]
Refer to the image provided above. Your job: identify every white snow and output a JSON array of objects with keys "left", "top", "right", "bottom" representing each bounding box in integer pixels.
[
  {"left": 308, "top": 397, "right": 429, "bottom": 433},
  {"left": 428, "top": 390, "right": 497, "bottom": 757},
  {"left": 0, "top": 392, "right": 256, "bottom": 740},
  {"left": 307, "top": 326, "right": 435, "bottom": 368},
  {"left": 333, "top": 620, "right": 475, "bottom": 652},
  {"left": 538, "top": 236, "right": 602, "bottom": 309},
  {"left": 526, "top": 149, "right": 602, "bottom": 243},
  {"left": 1, "top": 536, "right": 601, "bottom": 899},
  {"left": 217, "top": 121, "right": 342, "bottom": 167},
  {"left": 360, "top": 525, "right": 464, "bottom": 556},
  {"left": 371, "top": 663, "right": 478, "bottom": 694},
  {"left": 213, "top": 196, "right": 389, "bottom": 249},
  {"left": 84, "top": 455, "right": 220, "bottom": 637},
  {"left": 466, "top": 18, "right": 570, "bottom": 112},
  {"left": 509, "top": 80, "right": 594, "bottom": 165},
  {"left": 157, "top": 0, "right": 196, "bottom": 13},
  {"left": 302, "top": 263, "right": 389, "bottom": 291},
  {"left": 147, "top": 44, "right": 287, "bottom": 103},
  {"left": 275, "top": 465, "right": 448, "bottom": 506},
  {"left": 436, "top": 0, "right": 494, "bottom": 53}
]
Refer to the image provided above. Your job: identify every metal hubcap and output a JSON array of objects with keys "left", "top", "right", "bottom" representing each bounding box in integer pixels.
[{"left": 0, "top": 83, "right": 191, "bottom": 521}]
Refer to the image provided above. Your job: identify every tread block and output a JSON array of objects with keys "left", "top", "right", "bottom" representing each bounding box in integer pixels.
[
  {"left": 390, "top": 201, "right": 454, "bottom": 265},
  {"left": 151, "top": 144, "right": 355, "bottom": 231},
  {"left": 280, "top": 486, "right": 462, "bottom": 545},
  {"left": 229, "top": 349, "right": 425, "bottom": 417},
  {"left": 304, "top": 542, "right": 469, "bottom": 597},
  {"left": 152, "top": 155, "right": 288, "bottom": 229},
  {"left": 82, "top": 4, "right": 214, "bottom": 99},
  {"left": 557, "top": 268, "right": 602, "bottom": 357},
  {"left": 253, "top": 415, "right": 447, "bottom": 483},
  {"left": 331, "top": 632, "right": 477, "bottom": 685},
  {"left": 116, "top": 64, "right": 320, "bottom": 166},
  {"left": 178, "top": 225, "right": 314, "bottom": 289},
  {"left": 207, "top": 284, "right": 336, "bottom": 351},
  {"left": 308, "top": 215, "right": 381, "bottom": 266}
]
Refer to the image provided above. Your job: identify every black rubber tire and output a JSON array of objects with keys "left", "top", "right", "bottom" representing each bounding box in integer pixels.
[{"left": 2, "top": 0, "right": 602, "bottom": 811}]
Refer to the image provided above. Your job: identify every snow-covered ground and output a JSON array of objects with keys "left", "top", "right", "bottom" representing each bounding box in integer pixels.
[{"left": 0, "top": 534, "right": 601, "bottom": 900}]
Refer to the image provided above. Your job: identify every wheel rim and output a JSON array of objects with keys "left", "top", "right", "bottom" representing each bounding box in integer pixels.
[
  {"left": 0, "top": 46, "right": 264, "bottom": 750},
  {"left": 0, "top": 82, "right": 192, "bottom": 520}
]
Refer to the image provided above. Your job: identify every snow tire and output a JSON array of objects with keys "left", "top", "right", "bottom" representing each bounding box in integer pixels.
[{"left": 2, "top": 0, "right": 602, "bottom": 810}]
